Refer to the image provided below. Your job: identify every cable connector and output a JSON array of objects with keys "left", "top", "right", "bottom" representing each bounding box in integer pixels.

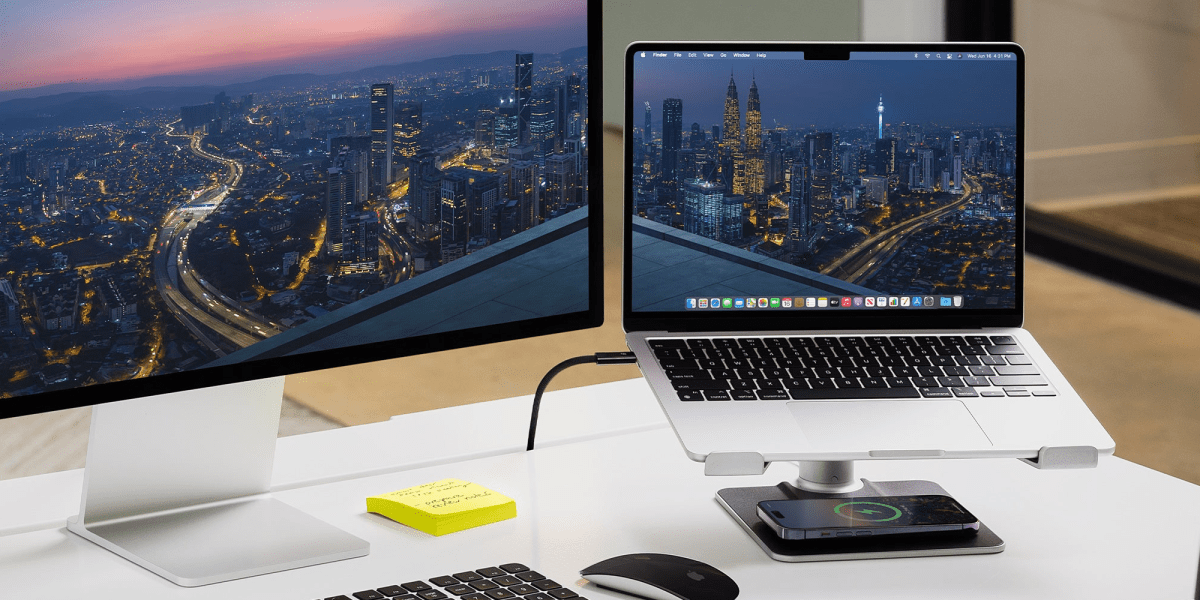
[
  {"left": 526, "top": 352, "right": 639, "bottom": 451},
  {"left": 594, "top": 351, "right": 637, "bottom": 365}
]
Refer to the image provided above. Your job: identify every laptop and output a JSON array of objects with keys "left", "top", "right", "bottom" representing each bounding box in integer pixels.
[{"left": 622, "top": 42, "right": 1115, "bottom": 471}]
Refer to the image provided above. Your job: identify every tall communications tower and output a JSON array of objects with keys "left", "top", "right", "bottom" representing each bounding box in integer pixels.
[{"left": 877, "top": 95, "right": 884, "bottom": 139}]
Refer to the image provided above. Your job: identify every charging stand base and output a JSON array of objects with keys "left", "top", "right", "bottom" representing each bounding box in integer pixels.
[{"left": 716, "top": 479, "right": 1005, "bottom": 562}]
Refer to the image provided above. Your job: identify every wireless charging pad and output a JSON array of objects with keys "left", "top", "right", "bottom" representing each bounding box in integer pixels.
[{"left": 716, "top": 479, "right": 1004, "bottom": 561}]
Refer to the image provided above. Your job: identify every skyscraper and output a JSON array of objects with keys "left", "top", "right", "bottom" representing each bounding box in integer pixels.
[
  {"left": 644, "top": 101, "right": 652, "bottom": 142},
  {"left": 494, "top": 98, "right": 519, "bottom": 149},
  {"left": 529, "top": 88, "right": 557, "bottom": 164},
  {"left": 661, "top": 98, "right": 683, "bottom": 189},
  {"left": 370, "top": 83, "right": 394, "bottom": 191},
  {"left": 393, "top": 101, "right": 422, "bottom": 160},
  {"left": 326, "top": 150, "right": 369, "bottom": 255},
  {"left": 721, "top": 74, "right": 742, "bottom": 153},
  {"left": 744, "top": 77, "right": 765, "bottom": 223},
  {"left": 787, "top": 163, "right": 814, "bottom": 254},
  {"left": 515, "top": 53, "right": 533, "bottom": 144}
]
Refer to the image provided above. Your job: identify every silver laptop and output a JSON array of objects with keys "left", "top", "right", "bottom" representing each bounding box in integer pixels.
[{"left": 622, "top": 42, "right": 1114, "bottom": 470}]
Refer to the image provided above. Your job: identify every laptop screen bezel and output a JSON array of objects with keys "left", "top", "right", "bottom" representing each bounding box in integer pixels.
[{"left": 622, "top": 41, "right": 1025, "bottom": 333}]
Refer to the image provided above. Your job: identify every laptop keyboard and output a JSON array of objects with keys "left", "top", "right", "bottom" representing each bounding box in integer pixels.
[
  {"left": 320, "top": 563, "right": 585, "bottom": 600},
  {"left": 650, "top": 335, "right": 1056, "bottom": 401}
]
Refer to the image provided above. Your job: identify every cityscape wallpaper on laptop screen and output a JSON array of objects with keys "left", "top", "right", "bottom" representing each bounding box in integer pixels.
[
  {"left": 0, "top": 1, "right": 590, "bottom": 397},
  {"left": 630, "top": 50, "right": 1017, "bottom": 314}
]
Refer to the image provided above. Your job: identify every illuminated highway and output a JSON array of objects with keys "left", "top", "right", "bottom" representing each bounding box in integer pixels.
[
  {"left": 154, "top": 122, "right": 279, "bottom": 348},
  {"left": 822, "top": 175, "right": 980, "bottom": 283}
]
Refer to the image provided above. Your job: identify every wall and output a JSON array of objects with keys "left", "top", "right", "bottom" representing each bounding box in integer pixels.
[{"left": 1016, "top": 0, "right": 1200, "bottom": 208}]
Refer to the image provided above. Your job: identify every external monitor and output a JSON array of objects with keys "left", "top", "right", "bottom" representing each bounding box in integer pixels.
[{"left": 0, "top": 0, "right": 600, "bottom": 586}]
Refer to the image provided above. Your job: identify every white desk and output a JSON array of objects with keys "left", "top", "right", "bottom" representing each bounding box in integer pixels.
[{"left": 2, "top": 378, "right": 1199, "bottom": 598}]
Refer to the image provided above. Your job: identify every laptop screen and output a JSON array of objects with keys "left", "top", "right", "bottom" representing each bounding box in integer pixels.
[{"left": 625, "top": 44, "right": 1022, "bottom": 329}]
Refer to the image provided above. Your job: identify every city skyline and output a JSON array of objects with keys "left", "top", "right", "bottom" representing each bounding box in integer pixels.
[
  {"left": 633, "top": 57, "right": 1017, "bottom": 132},
  {"left": 0, "top": 0, "right": 587, "bottom": 95}
]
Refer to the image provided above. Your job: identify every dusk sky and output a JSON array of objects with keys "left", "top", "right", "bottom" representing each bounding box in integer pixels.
[
  {"left": 0, "top": 0, "right": 588, "bottom": 93},
  {"left": 632, "top": 54, "right": 1017, "bottom": 132}
]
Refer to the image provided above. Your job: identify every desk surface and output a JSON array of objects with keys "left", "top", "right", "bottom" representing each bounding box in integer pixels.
[{"left": 2, "top": 378, "right": 1199, "bottom": 599}]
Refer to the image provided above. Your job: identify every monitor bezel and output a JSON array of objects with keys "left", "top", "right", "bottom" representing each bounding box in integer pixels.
[
  {"left": 0, "top": 1, "right": 603, "bottom": 420},
  {"left": 623, "top": 41, "right": 1024, "bottom": 334}
]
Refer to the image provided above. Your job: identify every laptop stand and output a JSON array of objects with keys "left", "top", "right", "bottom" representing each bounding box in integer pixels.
[{"left": 715, "top": 461, "right": 1004, "bottom": 561}]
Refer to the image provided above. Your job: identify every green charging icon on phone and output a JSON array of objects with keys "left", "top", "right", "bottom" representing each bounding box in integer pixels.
[{"left": 833, "top": 501, "right": 903, "bottom": 522}]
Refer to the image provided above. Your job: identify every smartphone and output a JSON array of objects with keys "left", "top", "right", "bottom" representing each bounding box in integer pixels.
[{"left": 756, "top": 494, "right": 980, "bottom": 541}]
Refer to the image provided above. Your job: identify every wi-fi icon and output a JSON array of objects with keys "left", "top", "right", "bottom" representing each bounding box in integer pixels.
[{"left": 924, "top": 53, "right": 930, "bottom": 58}]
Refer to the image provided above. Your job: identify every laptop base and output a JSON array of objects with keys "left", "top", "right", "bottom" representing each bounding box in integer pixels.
[{"left": 716, "top": 479, "right": 1005, "bottom": 562}]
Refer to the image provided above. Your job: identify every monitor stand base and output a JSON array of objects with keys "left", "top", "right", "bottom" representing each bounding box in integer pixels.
[
  {"left": 715, "top": 478, "right": 1005, "bottom": 562},
  {"left": 66, "top": 377, "right": 369, "bottom": 587}
]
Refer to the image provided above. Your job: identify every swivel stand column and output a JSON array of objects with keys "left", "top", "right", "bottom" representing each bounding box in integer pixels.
[{"left": 713, "top": 460, "right": 1005, "bottom": 562}]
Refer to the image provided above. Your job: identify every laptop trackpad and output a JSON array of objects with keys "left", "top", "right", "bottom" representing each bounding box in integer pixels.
[{"left": 787, "top": 400, "right": 992, "bottom": 452}]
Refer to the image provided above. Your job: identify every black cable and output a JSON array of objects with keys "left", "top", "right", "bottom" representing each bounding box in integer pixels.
[{"left": 527, "top": 352, "right": 638, "bottom": 451}]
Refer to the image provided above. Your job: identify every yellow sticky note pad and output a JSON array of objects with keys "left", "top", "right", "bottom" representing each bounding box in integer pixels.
[{"left": 367, "top": 479, "right": 516, "bottom": 536}]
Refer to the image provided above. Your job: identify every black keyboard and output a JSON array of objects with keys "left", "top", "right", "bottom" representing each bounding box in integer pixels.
[
  {"left": 650, "top": 334, "right": 1056, "bottom": 401},
  {"left": 320, "top": 563, "right": 586, "bottom": 600}
]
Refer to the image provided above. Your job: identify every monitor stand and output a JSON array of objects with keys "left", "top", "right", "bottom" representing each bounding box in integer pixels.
[
  {"left": 715, "top": 460, "right": 1005, "bottom": 561},
  {"left": 66, "top": 377, "right": 369, "bottom": 587}
]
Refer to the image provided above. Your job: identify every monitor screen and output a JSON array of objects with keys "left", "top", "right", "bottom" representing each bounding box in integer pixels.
[
  {"left": 0, "top": 0, "right": 600, "bottom": 415},
  {"left": 625, "top": 45, "right": 1020, "bottom": 327}
]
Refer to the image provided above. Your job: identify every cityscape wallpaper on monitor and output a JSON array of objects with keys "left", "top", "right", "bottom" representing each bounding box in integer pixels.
[
  {"left": 630, "top": 52, "right": 1017, "bottom": 313},
  {"left": 0, "top": 1, "right": 590, "bottom": 397}
]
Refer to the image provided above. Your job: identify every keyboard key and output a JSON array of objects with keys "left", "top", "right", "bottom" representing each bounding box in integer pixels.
[
  {"left": 963, "top": 376, "right": 992, "bottom": 387},
  {"left": 1032, "top": 388, "right": 1058, "bottom": 397},
  {"left": 980, "top": 390, "right": 1006, "bottom": 397},
  {"left": 702, "top": 390, "right": 732, "bottom": 401},
  {"left": 509, "top": 584, "right": 539, "bottom": 595},
  {"left": 959, "top": 346, "right": 986, "bottom": 355},
  {"left": 445, "top": 584, "right": 475, "bottom": 595},
  {"left": 911, "top": 377, "right": 939, "bottom": 388},
  {"left": 404, "top": 582, "right": 434, "bottom": 593},
  {"left": 885, "top": 377, "right": 912, "bottom": 388},
  {"left": 834, "top": 378, "right": 862, "bottom": 389},
  {"left": 548, "top": 590, "right": 580, "bottom": 599},
  {"left": 951, "top": 387, "right": 978, "bottom": 398},
  {"left": 942, "top": 366, "right": 970, "bottom": 377},
  {"left": 516, "top": 571, "right": 547, "bottom": 582},
  {"left": 483, "top": 589, "right": 516, "bottom": 599},
  {"left": 968, "top": 365, "right": 996, "bottom": 376},
  {"left": 756, "top": 390, "right": 790, "bottom": 400},
  {"left": 666, "top": 369, "right": 710, "bottom": 380},
  {"left": 732, "top": 390, "right": 758, "bottom": 401},
  {"left": 1005, "top": 354, "right": 1034, "bottom": 365},
  {"left": 1004, "top": 389, "right": 1031, "bottom": 397},
  {"left": 650, "top": 339, "right": 687, "bottom": 348},
  {"left": 492, "top": 575, "right": 521, "bottom": 586},
  {"left": 676, "top": 391, "right": 704, "bottom": 401},
  {"left": 431, "top": 577, "right": 460, "bottom": 587},
  {"left": 936, "top": 377, "right": 965, "bottom": 388},
  {"left": 917, "top": 366, "right": 942, "bottom": 377},
  {"left": 985, "top": 345, "right": 1024, "bottom": 355},
  {"left": 787, "top": 387, "right": 920, "bottom": 399},
  {"left": 469, "top": 580, "right": 500, "bottom": 591},
  {"left": 532, "top": 580, "right": 564, "bottom": 591},
  {"left": 671, "top": 379, "right": 728, "bottom": 391},
  {"left": 861, "top": 377, "right": 887, "bottom": 388},
  {"left": 418, "top": 591, "right": 449, "bottom": 600},
  {"left": 354, "top": 592, "right": 386, "bottom": 600},
  {"left": 980, "top": 355, "right": 1008, "bottom": 365},
  {"left": 377, "top": 586, "right": 409, "bottom": 597},
  {"left": 524, "top": 594, "right": 552, "bottom": 600},
  {"left": 954, "top": 355, "right": 982, "bottom": 366},
  {"left": 994, "top": 365, "right": 1039, "bottom": 376},
  {"left": 919, "top": 387, "right": 954, "bottom": 398},
  {"left": 990, "top": 335, "right": 1017, "bottom": 345},
  {"left": 990, "top": 375, "right": 1048, "bottom": 386}
]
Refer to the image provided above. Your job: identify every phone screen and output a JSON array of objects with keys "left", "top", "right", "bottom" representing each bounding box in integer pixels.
[{"left": 759, "top": 495, "right": 977, "bottom": 530}]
